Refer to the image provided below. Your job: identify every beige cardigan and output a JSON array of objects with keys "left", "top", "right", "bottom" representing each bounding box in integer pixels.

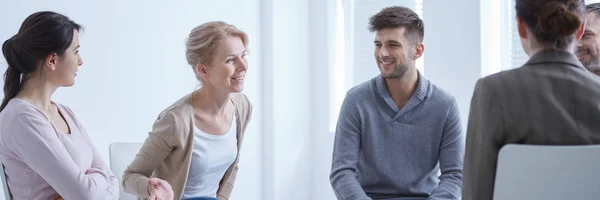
[{"left": 122, "top": 92, "right": 252, "bottom": 200}]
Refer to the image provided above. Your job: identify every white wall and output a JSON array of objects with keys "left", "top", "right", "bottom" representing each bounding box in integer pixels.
[
  {"left": 423, "top": 0, "right": 481, "bottom": 130},
  {"left": 308, "top": 0, "right": 337, "bottom": 199},
  {"left": 0, "top": 0, "right": 262, "bottom": 199},
  {"left": 261, "top": 0, "right": 339, "bottom": 199},
  {"left": 260, "top": 0, "right": 313, "bottom": 199}
]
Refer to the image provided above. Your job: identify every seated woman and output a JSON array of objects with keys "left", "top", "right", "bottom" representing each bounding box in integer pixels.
[
  {"left": 122, "top": 21, "right": 253, "bottom": 200},
  {"left": 0, "top": 11, "right": 119, "bottom": 200},
  {"left": 463, "top": 0, "right": 600, "bottom": 199}
]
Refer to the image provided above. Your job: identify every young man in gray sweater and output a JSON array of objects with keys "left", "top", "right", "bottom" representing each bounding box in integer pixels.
[{"left": 330, "top": 6, "right": 464, "bottom": 200}]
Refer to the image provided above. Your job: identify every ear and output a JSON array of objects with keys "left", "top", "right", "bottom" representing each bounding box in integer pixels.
[
  {"left": 412, "top": 43, "right": 424, "bottom": 60},
  {"left": 517, "top": 16, "right": 528, "bottom": 39},
  {"left": 44, "top": 53, "right": 58, "bottom": 71},
  {"left": 196, "top": 63, "right": 209, "bottom": 78},
  {"left": 575, "top": 19, "right": 586, "bottom": 41}
]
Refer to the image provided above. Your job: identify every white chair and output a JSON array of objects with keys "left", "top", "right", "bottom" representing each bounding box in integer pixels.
[
  {"left": 0, "top": 163, "right": 10, "bottom": 200},
  {"left": 493, "top": 144, "right": 600, "bottom": 200},
  {"left": 109, "top": 142, "right": 144, "bottom": 200}
]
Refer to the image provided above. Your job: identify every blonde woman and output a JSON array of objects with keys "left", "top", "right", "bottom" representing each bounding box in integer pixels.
[{"left": 122, "top": 21, "right": 252, "bottom": 200}]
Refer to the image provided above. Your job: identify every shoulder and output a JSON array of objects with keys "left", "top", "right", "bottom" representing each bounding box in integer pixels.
[
  {"left": 230, "top": 92, "right": 252, "bottom": 111},
  {"left": 0, "top": 99, "right": 47, "bottom": 126},
  {"left": 149, "top": 94, "right": 194, "bottom": 140},
  {"left": 481, "top": 69, "right": 514, "bottom": 84},
  {"left": 156, "top": 93, "right": 194, "bottom": 123},
  {"left": 344, "top": 77, "right": 376, "bottom": 104},
  {"left": 230, "top": 93, "right": 252, "bottom": 124},
  {"left": 471, "top": 68, "right": 525, "bottom": 97},
  {"left": 0, "top": 99, "right": 54, "bottom": 143},
  {"left": 427, "top": 81, "right": 458, "bottom": 111}
]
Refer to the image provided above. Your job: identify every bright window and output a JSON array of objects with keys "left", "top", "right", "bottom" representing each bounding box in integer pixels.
[{"left": 485, "top": 0, "right": 528, "bottom": 76}]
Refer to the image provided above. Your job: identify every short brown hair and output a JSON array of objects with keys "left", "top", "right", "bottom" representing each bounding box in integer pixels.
[
  {"left": 185, "top": 21, "right": 248, "bottom": 67},
  {"left": 368, "top": 6, "right": 424, "bottom": 44}
]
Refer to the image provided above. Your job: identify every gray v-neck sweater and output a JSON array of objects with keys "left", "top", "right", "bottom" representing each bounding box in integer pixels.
[{"left": 330, "top": 73, "right": 464, "bottom": 200}]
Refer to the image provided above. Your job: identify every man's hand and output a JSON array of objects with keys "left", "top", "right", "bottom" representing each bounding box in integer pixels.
[{"left": 148, "top": 178, "right": 174, "bottom": 200}]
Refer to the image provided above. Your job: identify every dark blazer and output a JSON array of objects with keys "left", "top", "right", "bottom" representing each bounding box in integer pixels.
[{"left": 462, "top": 49, "right": 600, "bottom": 200}]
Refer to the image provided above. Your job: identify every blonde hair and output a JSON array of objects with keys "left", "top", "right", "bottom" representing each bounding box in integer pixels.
[{"left": 185, "top": 21, "right": 249, "bottom": 68}]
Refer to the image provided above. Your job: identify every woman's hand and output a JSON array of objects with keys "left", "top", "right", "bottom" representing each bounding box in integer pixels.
[
  {"left": 147, "top": 178, "right": 174, "bottom": 200},
  {"left": 50, "top": 194, "right": 63, "bottom": 200}
]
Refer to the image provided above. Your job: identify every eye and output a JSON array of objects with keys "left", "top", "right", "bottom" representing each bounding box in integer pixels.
[
  {"left": 375, "top": 43, "right": 382, "bottom": 47},
  {"left": 226, "top": 58, "right": 234, "bottom": 63},
  {"left": 389, "top": 43, "right": 402, "bottom": 48}
]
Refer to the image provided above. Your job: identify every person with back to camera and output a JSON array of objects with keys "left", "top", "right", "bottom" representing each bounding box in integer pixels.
[{"left": 463, "top": 0, "right": 600, "bottom": 199}]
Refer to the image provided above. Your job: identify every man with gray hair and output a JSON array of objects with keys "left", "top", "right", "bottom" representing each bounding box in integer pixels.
[{"left": 577, "top": 3, "right": 600, "bottom": 76}]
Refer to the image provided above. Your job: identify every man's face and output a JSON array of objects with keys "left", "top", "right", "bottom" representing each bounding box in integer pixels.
[
  {"left": 577, "top": 12, "right": 600, "bottom": 74},
  {"left": 374, "top": 27, "right": 419, "bottom": 79}
]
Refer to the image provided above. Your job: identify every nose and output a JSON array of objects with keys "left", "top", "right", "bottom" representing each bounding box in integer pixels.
[
  {"left": 237, "top": 57, "right": 248, "bottom": 71},
  {"left": 78, "top": 55, "right": 84, "bottom": 66},
  {"left": 379, "top": 47, "right": 390, "bottom": 58}
]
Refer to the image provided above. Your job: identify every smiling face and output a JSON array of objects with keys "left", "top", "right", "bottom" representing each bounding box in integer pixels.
[
  {"left": 374, "top": 27, "right": 421, "bottom": 79},
  {"left": 577, "top": 12, "right": 600, "bottom": 74},
  {"left": 197, "top": 36, "right": 248, "bottom": 93}
]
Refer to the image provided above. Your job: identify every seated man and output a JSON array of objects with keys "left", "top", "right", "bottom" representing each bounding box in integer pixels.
[{"left": 329, "top": 6, "right": 464, "bottom": 200}]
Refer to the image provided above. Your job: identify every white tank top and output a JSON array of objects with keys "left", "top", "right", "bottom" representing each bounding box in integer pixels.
[{"left": 182, "top": 115, "right": 238, "bottom": 198}]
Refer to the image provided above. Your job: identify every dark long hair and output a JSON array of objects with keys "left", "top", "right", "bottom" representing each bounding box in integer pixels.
[{"left": 0, "top": 11, "right": 81, "bottom": 112}]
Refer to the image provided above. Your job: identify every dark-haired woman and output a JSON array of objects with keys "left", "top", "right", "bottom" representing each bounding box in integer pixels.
[
  {"left": 0, "top": 11, "right": 119, "bottom": 200},
  {"left": 463, "top": 0, "right": 600, "bottom": 199}
]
